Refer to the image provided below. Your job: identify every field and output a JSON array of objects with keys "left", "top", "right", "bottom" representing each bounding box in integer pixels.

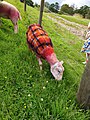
[{"left": 0, "top": 0, "right": 90, "bottom": 119}]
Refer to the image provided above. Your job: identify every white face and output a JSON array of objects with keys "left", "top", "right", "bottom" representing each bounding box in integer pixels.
[{"left": 50, "top": 61, "right": 64, "bottom": 80}]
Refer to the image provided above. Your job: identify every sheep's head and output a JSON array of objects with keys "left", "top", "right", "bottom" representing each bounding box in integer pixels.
[{"left": 50, "top": 61, "right": 64, "bottom": 80}]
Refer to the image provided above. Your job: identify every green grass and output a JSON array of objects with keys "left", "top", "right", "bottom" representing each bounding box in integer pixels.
[
  {"left": 0, "top": 0, "right": 90, "bottom": 119},
  {"left": 45, "top": 13, "right": 88, "bottom": 31},
  {"left": 59, "top": 14, "right": 90, "bottom": 26}
]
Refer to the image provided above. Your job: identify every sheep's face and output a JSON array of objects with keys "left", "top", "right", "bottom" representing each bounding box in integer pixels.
[{"left": 50, "top": 61, "right": 64, "bottom": 80}]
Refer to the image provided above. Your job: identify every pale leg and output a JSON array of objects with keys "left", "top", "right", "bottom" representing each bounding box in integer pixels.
[
  {"left": 14, "top": 23, "right": 18, "bottom": 33},
  {"left": 37, "top": 56, "right": 42, "bottom": 70},
  {"left": 11, "top": 18, "right": 18, "bottom": 33}
]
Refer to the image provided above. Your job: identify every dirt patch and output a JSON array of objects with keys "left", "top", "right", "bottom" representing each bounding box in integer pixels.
[{"left": 47, "top": 14, "right": 87, "bottom": 40}]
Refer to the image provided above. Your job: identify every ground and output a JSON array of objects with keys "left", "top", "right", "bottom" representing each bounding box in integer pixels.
[{"left": 47, "top": 13, "right": 87, "bottom": 40}]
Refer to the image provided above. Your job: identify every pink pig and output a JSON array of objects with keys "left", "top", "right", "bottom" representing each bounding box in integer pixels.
[
  {"left": 0, "top": 1, "right": 21, "bottom": 33},
  {"left": 26, "top": 24, "right": 64, "bottom": 80}
]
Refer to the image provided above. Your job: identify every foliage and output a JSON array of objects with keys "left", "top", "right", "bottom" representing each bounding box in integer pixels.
[
  {"left": 85, "top": 10, "right": 90, "bottom": 19},
  {"left": 45, "top": 2, "right": 59, "bottom": 13},
  {"left": 74, "top": 5, "right": 90, "bottom": 18},
  {"left": 45, "top": 1, "right": 89, "bottom": 18},
  {"left": 20, "top": 0, "right": 34, "bottom": 7},
  {"left": 49, "top": 3, "right": 56, "bottom": 13},
  {"left": 26, "top": 0, "right": 34, "bottom": 7},
  {"left": 45, "top": 1, "right": 50, "bottom": 9},
  {"left": 59, "top": 4, "right": 90, "bottom": 19},
  {"left": 60, "top": 4, "right": 74, "bottom": 15},
  {"left": 54, "top": 2, "right": 59, "bottom": 11},
  {"left": 49, "top": 3, "right": 58, "bottom": 13}
]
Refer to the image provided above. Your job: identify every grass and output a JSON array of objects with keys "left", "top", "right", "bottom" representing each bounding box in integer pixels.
[
  {"left": 45, "top": 13, "right": 89, "bottom": 30},
  {"left": 59, "top": 14, "right": 90, "bottom": 26},
  {"left": 0, "top": 0, "right": 90, "bottom": 119}
]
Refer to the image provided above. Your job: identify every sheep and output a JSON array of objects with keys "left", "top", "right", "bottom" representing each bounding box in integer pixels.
[
  {"left": 26, "top": 24, "right": 64, "bottom": 80},
  {"left": 0, "top": 1, "right": 21, "bottom": 33}
]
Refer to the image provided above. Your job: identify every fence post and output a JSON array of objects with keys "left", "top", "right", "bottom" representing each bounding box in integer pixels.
[
  {"left": 77, "top": 57, "right": 90, "bottom": 109},
  {"left": 38, "top": 0, "right": 45, "bottom": 25},
  {"left": 24, "top": 0, "right": 26, "bottom": 12}
]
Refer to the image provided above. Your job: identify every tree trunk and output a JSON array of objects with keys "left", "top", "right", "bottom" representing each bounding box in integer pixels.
[
  {"left": 24, "top": 0, "right": 26, "bottom": 12},
  {"left": 77, "top": 57, "right": 90, "bottom": 109},
  {"left": 38, "top": 0, "right": 45, "bottom": 25}
]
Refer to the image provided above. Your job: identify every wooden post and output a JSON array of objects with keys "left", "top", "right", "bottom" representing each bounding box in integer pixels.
[
  {"left": 38, "top": 0, "right": 45, "bottom": 25},
  {"left": 24, "top": 0, "right": 26, "bottom": 12},
  {"left": 77, "top": 57, "right": 90, "bottom": 109}
]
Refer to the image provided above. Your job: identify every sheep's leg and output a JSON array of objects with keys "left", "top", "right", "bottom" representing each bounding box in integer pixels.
[
  {"left": 37, "top": 56, "right": 42, "bottom": 70},
  {"left": 13, "top": 22, "right": 18, "bottom": 33},
  {"left": 11, "top": 18, "right": 18, "bottom": 33}
]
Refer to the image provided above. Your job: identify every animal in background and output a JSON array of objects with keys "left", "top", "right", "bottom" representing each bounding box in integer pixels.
[
  {"left": 81, "top": 22, "right": 90, "bottom": 64},
  {"left": 26, "top": 24, "right": 64, "bottom": 80},
  {"left": 0, "top": 1, "right": 22, "bottom": 33}
]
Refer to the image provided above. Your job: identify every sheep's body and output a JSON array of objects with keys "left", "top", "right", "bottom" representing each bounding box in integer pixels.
[
  {"left": 0, "top": 1, "right": 21, "bottom": 33},
  {"left": 26, "top": 24, "right": 64, "bottom": 80}
]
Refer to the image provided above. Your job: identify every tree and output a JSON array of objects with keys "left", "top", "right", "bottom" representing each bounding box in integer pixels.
[
  {"left": 60, "top": 4, "right": 69, "bottom": 14},
  {"left": 86, "top": 9, "right": 90, "bottom": 19},
  {"left": 68, "top": 6, "right": 74, "bottom": 15},
  {"left": 79, "top": 5, "right": 89, "bottom": 18},
  {"left": 26, "top": 0, "right": 34, "bottom": 7},
  {"left": 54, "top": 2, "right": 59, "bottom": 12},
  {"left": 60, "top": 4, "right": 74, "bottom": 15},
  {"left": 20, "top": 0, "right": 34, "bottom": 7},
  {"left": 45, "top": 2, "right": 50, "bottom": 8},
  {"left": 49, "top": 3, "right": 55, "bottom": 12},
  {"left": 75, "top": 5, "right": 90, "bottom": 18},
  {"left": 49, "top": 3, "right": 59, "bottom": 13}
]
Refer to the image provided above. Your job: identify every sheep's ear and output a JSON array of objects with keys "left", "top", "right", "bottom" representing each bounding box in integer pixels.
[{"left": 61, "top": 61, "right": 64, "bottom": 64}]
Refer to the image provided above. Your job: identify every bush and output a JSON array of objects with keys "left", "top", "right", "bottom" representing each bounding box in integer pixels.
[{"left": 85, "top": 10, "right": 90, "bottom": 19}]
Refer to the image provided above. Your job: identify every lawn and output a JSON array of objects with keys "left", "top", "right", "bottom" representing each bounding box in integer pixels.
[{"left": 0, "top": 0, "right": 90, "bottom": 120}]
